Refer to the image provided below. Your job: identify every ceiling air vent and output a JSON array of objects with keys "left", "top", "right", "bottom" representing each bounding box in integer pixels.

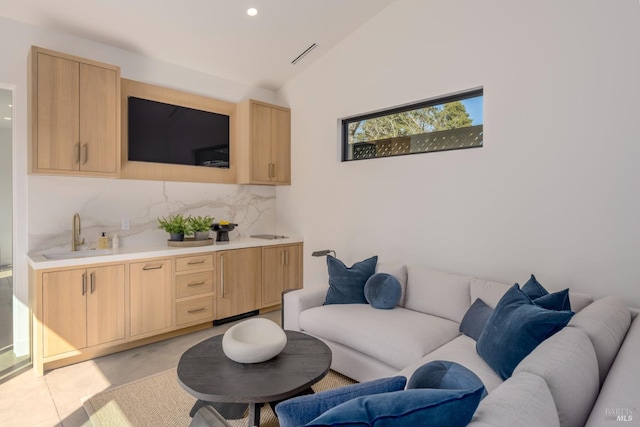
[{"left": 291, "top": 43, "right": 318, "bottom": 65}]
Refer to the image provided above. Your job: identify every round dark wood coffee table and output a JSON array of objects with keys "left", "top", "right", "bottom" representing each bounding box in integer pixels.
[{"left": 177, "top": 330, "right": 332, "bottom": 427}]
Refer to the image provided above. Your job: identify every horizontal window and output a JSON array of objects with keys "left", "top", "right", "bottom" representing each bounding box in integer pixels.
[{"left": 342, "top": 89, "right": 483, "bottom": 161}]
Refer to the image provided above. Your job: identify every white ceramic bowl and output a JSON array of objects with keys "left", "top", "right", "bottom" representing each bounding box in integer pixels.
[{"left": 222, "top": 318, "right": 287, "bottom": 363}]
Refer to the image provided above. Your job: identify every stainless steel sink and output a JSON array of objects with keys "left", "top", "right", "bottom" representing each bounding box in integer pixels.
[{"left": 42, "top": 249, "right": 113, "bottom": 260}]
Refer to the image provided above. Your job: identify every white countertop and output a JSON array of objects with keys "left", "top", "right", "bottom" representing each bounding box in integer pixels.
[{"left": 28, "top": 236, "right": 303, "bottom": 270}]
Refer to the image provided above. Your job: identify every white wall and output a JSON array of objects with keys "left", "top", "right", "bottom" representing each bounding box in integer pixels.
[
  {"left": 0, "top": 15, "right": 281, "bottom": 356},
  {"left": 0, "top": 127, "right": 11, "bottom": 266},
  {"left": 277, "top": 0, "right": 640, "bottom": 307}
]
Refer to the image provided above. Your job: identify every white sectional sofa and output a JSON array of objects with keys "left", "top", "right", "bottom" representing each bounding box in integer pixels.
[{"left": 283, "top": 263, "right": 639, "bottom": 427}]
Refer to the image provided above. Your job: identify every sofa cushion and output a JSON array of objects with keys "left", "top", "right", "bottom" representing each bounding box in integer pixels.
[
  {"left": 376, "top": 263, "right": 408, "bottom": 307},
  {"left": 568, "top": 296, "right": 631, "bottom": 385},
  {"left": 397, "top": 335, "right": 504, "bottom": 394},
  {"left": 275, "top": 376, "right": 407, "bottom": 427},
  {"left": 300, "top": 304, "right": 460, "bottom": 370},
  {"left": 469, "top": 278, "right": 511, "bottom": 308},
  {"left": 459, "top": 298, "right": 494, "bottom": 341},
  {"left": 514, "top": 327, "right": 599, "bottom": 427},
  {"left": 467, "top": 372, "right": 560, "bottom": 427},
  {"left": 405, "top": 266, "right": 472, "bottom": 323},
  {"left": 568, "top": 291, "right": 593, "bottom": 312},
  {"left": 585, "top": 316, "right": 640, "bottom": 427},
  {"left": 324, "top": 255, "right": 377, "bottom": 305},
  {"left": 305, "top": 387, "right": 484, "bottom": 427},
  {"left": 364, "top": 273, "right": 402, "bottom": 309},
  {"left": 476, "top": 285, "right": 574, "bottom": 380},
  {"left": 407, "top": 360, "right": 486, "bottom": 399}
]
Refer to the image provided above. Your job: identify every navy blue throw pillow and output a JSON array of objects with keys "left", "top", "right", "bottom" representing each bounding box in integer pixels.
[
  {"left": 305, "top": 387, "right": 484, "bottom": 427},
  {"left": 364, "top": 273, "right": 402, "bottom": 309},
  {"left": 535, "top": 288, "right": 571, "bottom": 311},
  {"left": 275, "top": 376, "right": 406, "bottom": 427},
  {"left": 407, "top": 360, "right": 487, "bottom": 399},
  {"left": 521, "top": 274, "right": 572, "bottom": 311},
  {"left": 324, "top": 255, "right": 378, "bottom": 305},
  {"left": 476, "top": 284, "right": 574, "bottom": 380},
  {"left": 521, "top": 274, "right": 548, "bottom": 299},
  {"left": 459, "top": 298, "right": 494, "bottom": 341}
]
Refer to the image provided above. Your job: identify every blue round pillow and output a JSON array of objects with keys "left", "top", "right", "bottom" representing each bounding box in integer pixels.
[
  {"left": 364, "top": 273, "right": 402, "bottom": 309},
  {"left": 407, "top": 360, "right": 487, "bottom": 398}
]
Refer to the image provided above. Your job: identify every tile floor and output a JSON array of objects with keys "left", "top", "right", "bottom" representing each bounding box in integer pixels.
[{"left": 0, "top": 310, "right": 281, "bottom": 427}]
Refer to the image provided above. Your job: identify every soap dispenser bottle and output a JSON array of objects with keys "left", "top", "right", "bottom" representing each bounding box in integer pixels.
[{"left": 98, "top": 232, "right": 109, "bottom": 249}]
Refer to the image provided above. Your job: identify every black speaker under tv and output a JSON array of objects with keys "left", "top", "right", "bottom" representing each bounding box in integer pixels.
[{"left": 127, "top": 96, "right": 230, "bottom": 168}]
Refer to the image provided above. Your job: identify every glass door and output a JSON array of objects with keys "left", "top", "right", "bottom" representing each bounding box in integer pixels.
[{"left": 0, "top": 86, "right": 29, "bottom": 380}]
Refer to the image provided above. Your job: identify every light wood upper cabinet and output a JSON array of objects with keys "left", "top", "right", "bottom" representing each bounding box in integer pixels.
[
  {"left": 41, "top": 264, "right": 125, "bottom": 358},
  {"left": 29, "top": 46, "right": 121, "bottom": 177},
  {"left": 237, "top": 99, "right": 291, "bottom": 185},
  {"left": 216, "top": 248, "right": 262, "bottom": 319},
  {"left": 262, "top": 243, "right": 303, "bottom": 308},
  {"left": 129, "top": 259, "right": 173, "bottom": 337}
]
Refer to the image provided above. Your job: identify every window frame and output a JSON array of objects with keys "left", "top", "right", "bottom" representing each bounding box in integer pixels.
[{"left": 341, "top": 88, "right": 483, "bottom": 162}]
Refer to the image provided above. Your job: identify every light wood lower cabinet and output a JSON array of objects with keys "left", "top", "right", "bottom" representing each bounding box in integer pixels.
[
  {"left": 42, "top": 264, "right": 125, "bottom": 358},
  {"left": 129, "top": 258, "right": 173, "bottom": 337},
  {"left": 262, "top": 243, "right": 303, "bottom": 308},
  {"left": 31, "top": 242, "right": 303, "bottom": 375},
  {"left": 175, "top": 254, "right": 215, "bottom": 327},
  {"left": 216, "top": 247, "right": 262, "bottom": 319}
]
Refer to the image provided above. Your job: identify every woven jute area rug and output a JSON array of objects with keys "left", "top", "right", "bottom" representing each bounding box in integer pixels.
[{"left": 83, "top": 369, "right": 356, "bottom": 427}]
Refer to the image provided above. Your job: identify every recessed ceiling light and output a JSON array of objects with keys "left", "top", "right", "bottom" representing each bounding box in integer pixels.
[
  {"left": 4, "top": 117, "right": 11, "bottom": 121},
  {"left": 247, "top": 8, "right": 258, "bottom": 16}
]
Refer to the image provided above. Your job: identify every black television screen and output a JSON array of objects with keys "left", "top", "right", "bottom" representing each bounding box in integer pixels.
[{"left": 128, "top": 96, "right": 230, "bottom": 168}]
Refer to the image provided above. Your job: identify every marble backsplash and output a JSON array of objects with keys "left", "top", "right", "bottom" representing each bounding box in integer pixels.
[{"left": 28, "top": 176, "right": 276, "bottom": 253}]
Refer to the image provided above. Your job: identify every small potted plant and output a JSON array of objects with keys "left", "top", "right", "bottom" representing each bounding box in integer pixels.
[
  {"left": 158, "top": 214, "right": 189, "bottom": 241},
  {"left": 189, "top": 215, "right": 214, "bottom": 240}
]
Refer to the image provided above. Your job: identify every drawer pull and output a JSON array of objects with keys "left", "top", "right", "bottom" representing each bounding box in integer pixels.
[
  {"left": 187, "top": 281, "right": 206, "bottom": 287},
  {"left": 143, "top": 264, "right": 163, "bottom": 271},
  {"left": 187, "top": 259, "right": 206, "bottom": 265},
  {"left": 188, "top": 307, "right": 206, "bottom": 314}
]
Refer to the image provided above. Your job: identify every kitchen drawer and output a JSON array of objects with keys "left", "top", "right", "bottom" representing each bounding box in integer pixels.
[
  {"left": 176, "top": 254, "right": 214, "bottom": 272},
  {"left": 176, "top": 271, "right": 214, "bottom": 299},
  {"left": 176, "top": 296, "right": 214, "bottom": 325}
]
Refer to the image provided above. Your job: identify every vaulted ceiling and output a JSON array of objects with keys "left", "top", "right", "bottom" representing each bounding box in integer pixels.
[{"left": 0, "top": 0, "right": 396, "bottom": 90}]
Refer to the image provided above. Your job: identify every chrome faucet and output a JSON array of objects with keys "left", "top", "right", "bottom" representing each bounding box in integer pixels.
[{"left": 72, "top": 213, "right": 85, "bottom": 251}]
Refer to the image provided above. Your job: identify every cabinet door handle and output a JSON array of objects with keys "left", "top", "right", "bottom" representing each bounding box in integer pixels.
[
  {"left": 188, "top": 307, "right": 206, "bottom": 314},
  {"left": 220, "top": 255, "right": 225, "bottom": 298},
  {"left": 74, "top": 143, "right": 80, "bottom": 165},
  {"left": 90, "top": 271, "right": 95, "bottom": 294},
  {"left": 187, "top": 281, "right": 206, "bottom": 287},
  {"left": 281, "top": 251, "right": 285, "bottom": 266},
  {"left": 187, "top": 259, "right": 205, "bottom": 265},
  {"left": 82, "top": 273, "right": 87, "bottom": 295},
  {"left": 272, "top": 163, "right": 276, "bottom": 178},
  {"left": 82, "top": 144, "right": 88, "bottom": 164},
  {"left": 143, "top": 264, "right": 163, "bottom": 271}
]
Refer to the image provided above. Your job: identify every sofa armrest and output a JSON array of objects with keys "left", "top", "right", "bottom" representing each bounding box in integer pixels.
[{"left": 283, "top": 285, "right": 328, "bottom": 331}]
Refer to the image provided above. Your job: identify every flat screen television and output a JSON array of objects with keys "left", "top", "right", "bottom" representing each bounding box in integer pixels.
[{"left": 127, "top": 96, "right": 230, "bottom": 168}]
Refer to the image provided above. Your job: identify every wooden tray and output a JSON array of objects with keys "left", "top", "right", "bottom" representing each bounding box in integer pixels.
[{"left": 167, "top": 238, "right": 214, "bottom": 247}]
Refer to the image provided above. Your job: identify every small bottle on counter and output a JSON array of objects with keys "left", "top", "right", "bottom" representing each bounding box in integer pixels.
[
  {"left": 112, "top": 234, "right": 120, "bottom": 249},
  {"left": 98, "top": 232, "right": 109, "bottom": 249}
]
